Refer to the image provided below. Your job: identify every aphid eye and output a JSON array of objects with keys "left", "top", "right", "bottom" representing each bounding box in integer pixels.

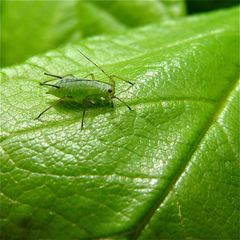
[{"left": 108, "top": 89, "right": 112, "bottom": 93}]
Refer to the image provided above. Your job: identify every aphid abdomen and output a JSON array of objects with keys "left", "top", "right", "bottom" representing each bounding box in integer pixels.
[
  {"left": 48, "top": 78, "right": 112, "bottom": 103},
  {"left": 67, "top": 80, "right": 109, "bottom": 100}
]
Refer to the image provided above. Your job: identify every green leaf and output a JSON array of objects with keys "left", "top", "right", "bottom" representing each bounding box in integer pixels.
[
  {"left": 0, "top": 6, "right": 239, "bottom": 240},
  {"left": 1, "top": 0, "right": 185, "bottom": 67}
]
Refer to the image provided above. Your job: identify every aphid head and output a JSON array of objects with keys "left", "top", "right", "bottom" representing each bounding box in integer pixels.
[{"left": 107, "top": 86, "right": 115, "bottom": 97}]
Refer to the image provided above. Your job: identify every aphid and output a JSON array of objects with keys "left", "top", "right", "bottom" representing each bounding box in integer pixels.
[{"left": 35, "top": 49, "right": 134, "bottom": 129}]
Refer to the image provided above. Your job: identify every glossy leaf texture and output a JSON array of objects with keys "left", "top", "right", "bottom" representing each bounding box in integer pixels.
[
  {"left": 0, "top": 7, "right": 239, "bottom": 240},
  {"left": 0, "top": 0, "right": 185, "bottom": 67}
]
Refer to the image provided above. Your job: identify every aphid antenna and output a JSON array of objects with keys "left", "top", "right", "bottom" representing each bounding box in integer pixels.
[{"left": 77, "top": 49, "right": 115, "bottom": 87}]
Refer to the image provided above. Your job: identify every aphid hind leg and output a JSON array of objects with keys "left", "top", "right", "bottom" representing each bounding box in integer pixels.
[
  {"left": 84, "top": 73, "right": 95, "bottom": 80},
  {"left": 35, "top": 97, "right": 66, "bottom": 120},
  {"left": 63, "top": 74, "right": 75, "bottom": 78}
]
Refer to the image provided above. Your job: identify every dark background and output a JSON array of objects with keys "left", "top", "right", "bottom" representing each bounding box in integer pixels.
[{"left": 187, "top": 0, "right": 239, "bottom": 13}]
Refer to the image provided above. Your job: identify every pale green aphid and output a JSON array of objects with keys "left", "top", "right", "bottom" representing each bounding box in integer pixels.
[{"left": 35, "top": 50, "right": 133, "bottom": 129}]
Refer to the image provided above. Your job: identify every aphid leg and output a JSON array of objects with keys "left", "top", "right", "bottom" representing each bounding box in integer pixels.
[
  {"left": 110, "top": 75, "right": 134, "bottom": 86},
  {"left": 80, "top": 96, "right": 97, "bottom": 130},
  {"left": 81, "top": 107, "right": 86, "bottom": 130},
  {"left": 84, "top": 73, "right": 95, "bottom": 80},
  {"left": 117, "top": 83, "right": 135, "bottom": 96},
  {"left": 35, "top": 97, "right": 66, "bottom": 120},
  {"left": 64, "top": 74, "right": 75, "bottom": 78},
  {"left": 113, "top": 96, "right": 132, "bottom": 110}
]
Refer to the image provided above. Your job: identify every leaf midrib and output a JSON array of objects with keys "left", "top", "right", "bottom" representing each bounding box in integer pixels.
[{"left": 131, "top": 74, "right": 239, "bottom": 239}]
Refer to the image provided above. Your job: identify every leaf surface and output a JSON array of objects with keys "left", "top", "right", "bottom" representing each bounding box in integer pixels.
[{"left": 0, "top": 7, "right": 239, "bottom": 240}]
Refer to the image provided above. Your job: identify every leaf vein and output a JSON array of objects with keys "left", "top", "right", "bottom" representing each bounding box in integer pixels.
[{"left": 132, "top": 75, "right": 240, "bottom": 239}]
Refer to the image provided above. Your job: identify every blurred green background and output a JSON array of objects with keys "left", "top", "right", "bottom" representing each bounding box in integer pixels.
[{"left": 1, "top": 0, "right": 238, "bottom": 68}]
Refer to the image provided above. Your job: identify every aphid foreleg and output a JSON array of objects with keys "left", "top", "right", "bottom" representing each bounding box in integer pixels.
[
  {"left": 117, "top": 83, "right": 135, "bottom": 96},
  {"left": 110, "top": 75, "right": 134, "bottom": 86},
  {"left": 35, "top": 97, "right": 66, "bottom": 120},
  {"left": 113, "top": 96, "right": 132, "bottom": 111},
  {"left": 62, "top": 74, "right": 75, "bottom": 79}
]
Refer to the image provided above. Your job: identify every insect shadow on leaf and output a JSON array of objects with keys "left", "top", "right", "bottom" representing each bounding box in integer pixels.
[{"left": 35, "top": 49, "right": 134, "bottom": 130}]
